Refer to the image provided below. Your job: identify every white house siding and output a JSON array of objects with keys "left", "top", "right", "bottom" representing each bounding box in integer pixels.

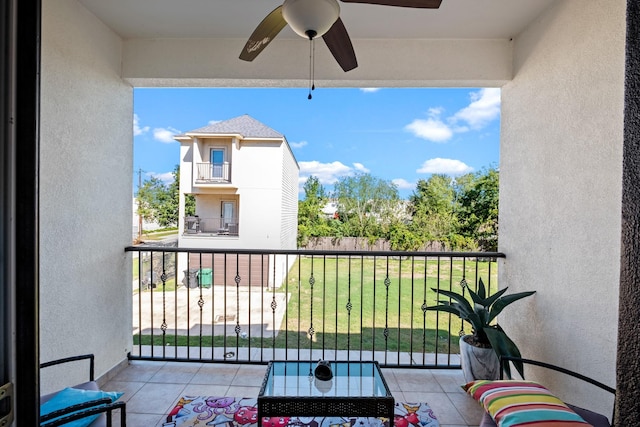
[
  {"left": 40, "top": 0, "right": 132, "bottom": 393},
  {"left": 500, "top": 0, "right": 624, "bottom": 416},
  {"left": 280, "top": 143, "right": 299, "bottom": 250},
  {"left": 268, "top": 142, "right": 300, "bottom": 288},
  {"left": 235, "top": 140, "right": 283, "bottom": 249}
]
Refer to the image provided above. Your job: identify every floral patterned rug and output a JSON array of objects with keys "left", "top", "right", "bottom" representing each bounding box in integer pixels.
[{"left": 162, "top": 397, "right": 439, "bottom": 427}]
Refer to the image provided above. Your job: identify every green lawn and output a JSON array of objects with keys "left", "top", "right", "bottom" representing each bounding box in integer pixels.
[
  {"left": 135, "top": 255, "right": 498, "bottom": 355},
  {"left": 274, "top": 256, "right": 497, "bottom": 354},
  {"left": 141, "top": 229, "right": 178, "bottom": 240}
]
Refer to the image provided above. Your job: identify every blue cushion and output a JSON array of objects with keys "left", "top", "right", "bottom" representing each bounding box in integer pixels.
[{"left": 40, "top": 387, "right": 123, "bottom": 427}]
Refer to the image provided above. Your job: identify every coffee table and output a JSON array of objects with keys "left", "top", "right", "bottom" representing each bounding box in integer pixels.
[{"left": 258, "top": 361, "right": 394, "bottom": 426}]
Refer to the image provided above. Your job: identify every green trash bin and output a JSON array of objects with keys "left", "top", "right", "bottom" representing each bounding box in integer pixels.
[{"left": 199, "top": 268, "right": 212, "bottom": 288}]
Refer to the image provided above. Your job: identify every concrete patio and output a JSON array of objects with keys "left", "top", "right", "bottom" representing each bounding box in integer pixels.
[{"left": 102, "top": 360, "right": 484, "bottom": 427}]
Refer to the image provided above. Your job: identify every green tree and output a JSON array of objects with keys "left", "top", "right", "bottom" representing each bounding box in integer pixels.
[
  {"left": 136, "top": 175, "right": 167, "bottom": 226},
  {"left": 409, "top": 174, "right": 458, "bottom": 245},
  {"left": 456, "top": 166, "right": 499, "bottom": 251},
  {"left": 411, "top": 174, "right": 455, "bottom": 217},
  {"left": 162, "top": 165, "right": 195, "bottom": 226},
  {"left": 185, "top": 193, "right": 196, "bottom": 217},
  {"left": 156, "top": 165, "right": 181, "bottom": 227},
  {"left": 294, "top": 169, "right": 499, "bottom": 252},
  {"left": 333, "top": 173, "right": 399, "bottom": 240},
  {"left": 388, "top": 221, "right": 423, "bottom": 251},
  {"left": 297, "top": 176, "right": 331, "bottom": 247},
  {"left": 136, "top": 165, "right": 193, "bottom": 229}
]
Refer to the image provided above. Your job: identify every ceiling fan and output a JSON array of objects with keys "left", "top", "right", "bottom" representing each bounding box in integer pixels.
[{"left": 239, "top": 0, "right": 442, "bottom": 73}]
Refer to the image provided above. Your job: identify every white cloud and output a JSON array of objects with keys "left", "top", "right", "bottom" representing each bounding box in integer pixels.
[
  {"left": 147, "top": 171, "right": 174, "bottom": 184},
  {"left": 290, "top": 140, "right": 308, "bottom": 149},
  {"left": 353, "top": 163, "right": 370, "bottom": 173},
  {"left": 133, "top": 114, "right": 149, "bottom": 136},
  {"left": 299, "top": 160, "right": 354, "bottom": 185},
  {"left": 298, "top": 160, "right": 372, "bottom": 192},
  {"left": 428, "top": 107, "right": 444, "bottom": 116},
  {"left": 392, "top": 178, "right": 414, "bottom": 190},
  {"left": 405, "top": 108, "right": 454, "bottom": 142},
  {"left": 208, "top": 120, "right": 221, "bottom": 125},
  {"left": 417, "top": 158, "right": 473, "bottom": 175},
  {"left": 452, "top": 88, "right": 501, "bottom": 129},
  {"left": 360, "top": 88, "right": 380, "bottom": 93},
  {"left": 404, "top": 88, "right": 501, "bottom": 143},
  {"left": 153, "top": 127, "right": 181, "bottom": 143}
]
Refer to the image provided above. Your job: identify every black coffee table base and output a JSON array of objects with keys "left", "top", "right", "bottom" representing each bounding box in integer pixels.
[
  {"left": 258, "top": 361, "right": 395, "bottom": 426},
  {"left": 259, "top": 395, "right": 394, "bottom": 419}
]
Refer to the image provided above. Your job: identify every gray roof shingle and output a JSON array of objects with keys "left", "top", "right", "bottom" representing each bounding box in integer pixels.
[{"left": 185, "top": 114, "right": 283, "bottom": 139}]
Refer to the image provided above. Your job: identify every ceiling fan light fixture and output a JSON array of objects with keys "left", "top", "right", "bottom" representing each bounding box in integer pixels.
[{"left": 282, "top": 0, "right": 340, "bottom": 39}]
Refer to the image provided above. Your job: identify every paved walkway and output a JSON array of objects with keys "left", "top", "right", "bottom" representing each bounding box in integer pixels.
[{"left": 133, "top": 287, "right": 289, "bottom": 338}]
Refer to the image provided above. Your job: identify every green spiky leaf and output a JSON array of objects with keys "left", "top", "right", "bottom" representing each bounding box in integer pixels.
[
  {"left": 482, "top": 287, "right": 509, "bottom": 308},
  {"left": 429, "top": 288, "right": 474, "bottom": 313},
  {"left": 488, "top": 291, "right": 537, "bottom": 323},
  {"left": 477, "top": 278, "right": 487, "bottom": 300},
  {"left": 483, "top": 325, "right": 525, "bottom": 379}
]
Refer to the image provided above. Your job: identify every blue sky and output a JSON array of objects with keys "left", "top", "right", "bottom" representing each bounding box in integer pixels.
[{"left": 133, "top": 87, "right": 500, "bottom": 199}]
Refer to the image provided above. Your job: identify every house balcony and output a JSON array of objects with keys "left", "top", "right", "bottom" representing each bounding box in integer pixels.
[
  {"left": 24, "top": 3, "right": 627, "bottom": 426},
  {"left": 196, "top": 162, "right": 232, "bottom": 184},
  {"left": 184, "top": 216, "right": 239, "bottom": 236},
  {"left": 122, "top": 246, "right": 500, "bottom": 425}
]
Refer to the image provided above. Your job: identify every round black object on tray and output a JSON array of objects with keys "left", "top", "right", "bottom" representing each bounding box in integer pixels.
[{"left": 314, "top": 360, "right": 333, "bottom": 381}]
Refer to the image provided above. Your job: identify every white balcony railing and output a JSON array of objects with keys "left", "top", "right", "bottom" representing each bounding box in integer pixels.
[
  {"left": 184, "top": 216, "right": 239, "bottom": 235},
  {"left": 196, "top": 162, "right": 231, "bottom": 183}
]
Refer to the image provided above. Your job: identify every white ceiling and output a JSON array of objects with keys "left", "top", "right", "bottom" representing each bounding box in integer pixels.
[{"left": 78, "top": 0, "right": 557, "bottom": 41}]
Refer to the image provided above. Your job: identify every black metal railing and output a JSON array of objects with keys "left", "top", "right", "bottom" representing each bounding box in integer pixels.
[{"left": 125, "top": 246, "right": 504, "bottom": 368}]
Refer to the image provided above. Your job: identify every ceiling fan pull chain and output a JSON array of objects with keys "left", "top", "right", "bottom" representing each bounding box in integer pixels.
[
  {"left": 308, "top": 38, "right": 315, "bottom": 100},
  {"left": 312, "top": 37, "right": 316, "bottom": 91}
]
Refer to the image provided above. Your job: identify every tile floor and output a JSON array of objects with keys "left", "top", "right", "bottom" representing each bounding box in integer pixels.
[{"left": 102, "top": 360, "right": 485, "bottom": 427}]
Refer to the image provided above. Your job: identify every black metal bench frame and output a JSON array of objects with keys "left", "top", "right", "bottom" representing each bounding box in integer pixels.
[{"left": 40, "top": 354, "right": 126, "bottom": 427}]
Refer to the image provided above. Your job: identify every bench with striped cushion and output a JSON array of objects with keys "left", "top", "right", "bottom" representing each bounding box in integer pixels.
[{"left": 464, "top": 380, "right": 599, "bottom": 427}]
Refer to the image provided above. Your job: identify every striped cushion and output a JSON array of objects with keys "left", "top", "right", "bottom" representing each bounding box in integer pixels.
[{"left": 463, "top": 380, "right": 592, "bottom": 427}]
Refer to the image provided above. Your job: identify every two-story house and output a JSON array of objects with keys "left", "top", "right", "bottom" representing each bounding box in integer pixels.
[{"left": 175, "top": 114, "right": 300, "bottom": 286}]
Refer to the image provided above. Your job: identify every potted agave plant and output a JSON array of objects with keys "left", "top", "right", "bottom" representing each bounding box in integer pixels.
[{"left": 426, "top": 278, "right": 535, "bottom": 382}]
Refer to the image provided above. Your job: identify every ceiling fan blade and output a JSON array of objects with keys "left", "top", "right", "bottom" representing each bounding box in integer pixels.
[
  {"left": 339, "top": 0, "right": 442, "bottom": 8},
  {"left": 322, "top": 18, "right": 358, "bottom": 72},
  {"left": 239, "top": 6, "right": 287, "bottom": 62}
]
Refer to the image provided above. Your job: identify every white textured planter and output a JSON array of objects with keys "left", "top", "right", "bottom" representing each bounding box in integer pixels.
[{"left": 459, "top": 335, "right": 500, "bottom": 383}]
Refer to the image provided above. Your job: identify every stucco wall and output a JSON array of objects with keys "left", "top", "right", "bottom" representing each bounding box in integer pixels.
[
  {"left": 500, "top": 0, "right": 624, "bottom": 416},
  {"left": 123, "top": 38, "right": 512, "bottom": 88},
  {"left": 40, "top": 0, "right": 132, "bottom": 393}
]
